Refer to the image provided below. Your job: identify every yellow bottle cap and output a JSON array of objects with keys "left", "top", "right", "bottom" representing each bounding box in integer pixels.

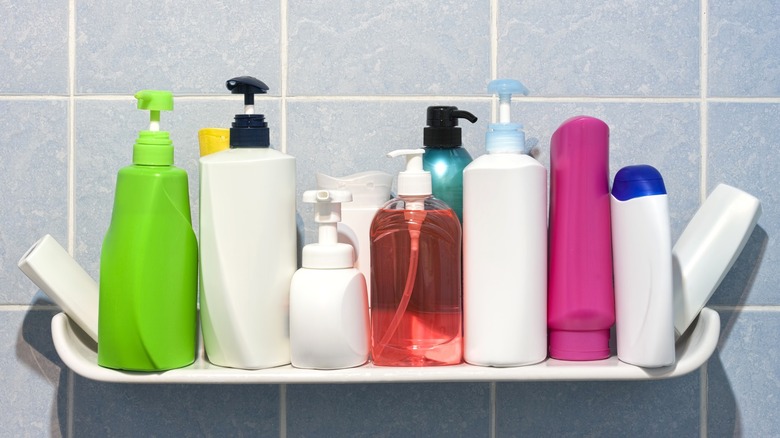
[{"left": 198, "top": 128, "right": 230, "bottom": 157}]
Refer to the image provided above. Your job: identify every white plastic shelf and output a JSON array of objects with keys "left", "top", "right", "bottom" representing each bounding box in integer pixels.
[{"left": 51, "top": 308, "right": 719, "bottom": 384}]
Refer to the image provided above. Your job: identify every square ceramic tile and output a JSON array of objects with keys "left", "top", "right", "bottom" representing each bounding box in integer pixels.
[
  {"left": 707, "top": 310, "right": 780, "bottom": 437},
  {"left": 0, "top": 100, "right": 68, "bottom": 304},
  {"left": 74, "top": 96, "right": 280, "bottom": 278},
  {"left": 708, "top": 1, "right": 780, "bottom": 96},
  {"left": 286, "top": 383, "right": 490, "bottom": 437},
  {"left": 497, "top": 372, "right": 700, "bottom": 436},
  {"left": 707, "top": 103, "right": 779, "bottom": 306},
  {"left": 286, "top": 100, "right": 491, "bottom": 244},
  {"left": 287, "top": 0, "right": 490, "bottom": 95},
  {"left": 73, "top": 378, "right": 280, "bottom": 436},
  {"left": 0, "top": 0, "right": 68, "bottom": 94},
  {"left": 0, "top": 309, "right": 67, "bottom": 437},
  {"left": 75, "top": 1, "right": 280, "bottom": 94},
  {"left": 498, "top": 1, "right": 700, "bottom": 96}
]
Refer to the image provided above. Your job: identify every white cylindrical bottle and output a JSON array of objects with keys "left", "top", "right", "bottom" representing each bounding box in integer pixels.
[
  {"left": 18, "top": 234, "right": 99, "bottom": 342},
  {"left": 611, "top": 165, "right": 675, "bottom": 368},
  {"left": 316, "top": 171, "right": 392, "bottom": 302},
  {"left": 463, "top": 79, "right": 548, "bottom": 367},
  {"left": 290, "top": 190, "right": 370, "bottom": 369},
  {"left": 199, "top": 77, "right": 296, "bottom": 369}
]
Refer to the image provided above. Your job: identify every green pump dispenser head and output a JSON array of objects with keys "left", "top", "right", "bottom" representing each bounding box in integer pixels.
[{"left": 133, "top": 90, "right": 174, "bottom": 166}]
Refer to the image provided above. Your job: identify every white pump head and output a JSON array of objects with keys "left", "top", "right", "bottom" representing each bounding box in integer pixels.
[
  {"left": 486, "top": 79, "right": 529, "bottom": 154},
  {"left": 387, "top": 149, "right": 431, "bottom": 197},
  {"left": 302, "top": 189, "right": 355, "bottom": 269}
]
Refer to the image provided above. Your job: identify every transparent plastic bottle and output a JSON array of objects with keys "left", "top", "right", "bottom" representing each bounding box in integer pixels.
[{"left": 370, "top": 149, "right": 462, "bottom": 366}]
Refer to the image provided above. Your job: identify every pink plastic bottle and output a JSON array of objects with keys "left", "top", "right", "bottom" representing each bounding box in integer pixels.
[{"left": 548, "top": 116, "right": 614, "bottom": 361}]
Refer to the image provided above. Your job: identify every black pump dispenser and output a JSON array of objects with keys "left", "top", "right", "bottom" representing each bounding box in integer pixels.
[
  {"left": 423, "top": 106, "right": 478, "bottom": 148},
  {"left": 227, "top": 76, "right": 270, "bottom": 148}
]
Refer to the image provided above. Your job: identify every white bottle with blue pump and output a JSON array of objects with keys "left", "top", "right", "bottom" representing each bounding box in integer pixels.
[
  {"left": 199, "top": 76, "right": 296, "bottom": 369},
  {"left": 462, "top": 79, "right": 548, "bottom": 367},
  {"left": 611, "top": 165, "right": 675, "bottom": 368},
  {"left": 290, "top": 189, "right": 370, "bottom": 369}
]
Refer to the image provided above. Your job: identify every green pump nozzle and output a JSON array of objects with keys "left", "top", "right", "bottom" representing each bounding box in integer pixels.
[
  {"left": 133, "top": 90, "right": 174, "bottom": 166},
  {"left": 225, "top": 76, "right": 271, "bottom": 148}
]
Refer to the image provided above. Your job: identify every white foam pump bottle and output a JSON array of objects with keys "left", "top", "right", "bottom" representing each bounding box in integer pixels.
[
  {"left": 290, "top": 189, "right": 370, "bottom": 369},
  {"left": 462, "top": 79, "right": 548, "bottom": 367}
]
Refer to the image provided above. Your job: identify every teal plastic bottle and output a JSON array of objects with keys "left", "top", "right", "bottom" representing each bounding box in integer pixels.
[
  {"left": 422, "top": 106, "right": 477, "bottom": 222},
  {"left": 98, "top": 90, "right": 198, "bottom": 371}
]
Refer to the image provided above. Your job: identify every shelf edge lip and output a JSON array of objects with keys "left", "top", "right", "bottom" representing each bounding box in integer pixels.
[{"left": 50, "top": 309, "right": 720, "bottom": 384}]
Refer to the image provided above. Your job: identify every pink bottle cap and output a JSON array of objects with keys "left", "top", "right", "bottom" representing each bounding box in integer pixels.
[{"left": 549, "top": 329, "right": 611, "bottom": 360}]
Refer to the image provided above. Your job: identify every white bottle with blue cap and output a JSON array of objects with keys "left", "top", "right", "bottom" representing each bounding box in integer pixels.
[
  {"left": 611, "top": 164, "right": 675, "bottom": 368},
  {"left": 462, "top": 79, "right": 548, "bottom": 367}
]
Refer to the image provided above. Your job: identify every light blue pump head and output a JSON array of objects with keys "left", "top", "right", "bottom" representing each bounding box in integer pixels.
[{"left": 486, "top": 79, "right": 529, "bottom": 154}]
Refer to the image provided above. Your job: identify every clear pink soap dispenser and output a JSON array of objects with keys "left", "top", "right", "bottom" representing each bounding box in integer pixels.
[
  {"left": 370, "top": 149, "right": 462, "bottom": 367},
  {"left": 548, "top": 116, "right": 614, "bottom": 361}
]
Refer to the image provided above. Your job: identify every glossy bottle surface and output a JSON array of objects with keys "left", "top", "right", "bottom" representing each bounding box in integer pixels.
[
  {"left": 370, "top": 198, "right": 462, "bottom": 366},
  {"left": 462, "top": 153, "right": 548, "bottom": 366},
  {"left": 199, "top": 148, "right": 296, "bottom": 369},
  {"left": 548, "top": 116, "right": 614, "bottom": 361},
  {"left": 99, "top": 165, "right": 198, "bottom": 371},
  {"left": 423, "top": 147, "right": 472, "bottom": 222}
]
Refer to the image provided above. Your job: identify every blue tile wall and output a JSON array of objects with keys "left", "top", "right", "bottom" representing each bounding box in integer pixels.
[
  {"left": 0, "top": 0, "right": 68, "bottom": 94},
  {"left": 1, "top": 1, "right": 778, "bottom": 437},
  {"left": 498, "top": 0, "right": 701, "bottom": 96},
  {"left": 287, "top": 383, "right": 490, "bottom": 437},
  {"left": 708, "top": 1, "right": 780, "bottom": 97}
]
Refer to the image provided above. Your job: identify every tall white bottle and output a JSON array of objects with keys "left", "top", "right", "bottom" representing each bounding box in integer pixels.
[
  {"left": 316, "top": 171, "right": 392, "bottom": 301},
  {"left": 290, "top": 189, "right": 370, "bottom": 369},
  {"left": 462, "top": 79, "right": 548, "bottom": 367},
  {"left": 611, "top": 165, "right": 675, "bottom": 368},
  {"left": 199, "top": 76, "right": 296, "bottom": 369}
]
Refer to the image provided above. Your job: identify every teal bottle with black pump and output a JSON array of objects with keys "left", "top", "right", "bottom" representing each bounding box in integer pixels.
[{"left": 422, "top": 106, "right": 478, "bottom": 222}]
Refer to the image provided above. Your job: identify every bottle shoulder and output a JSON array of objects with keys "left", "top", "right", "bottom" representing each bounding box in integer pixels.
[
  {"left": 379, "top": 196, "right": 454, "bottom": 212},
  {"left": 466, "top": 153, "right": 543, "bottom": 171},
  {"left": 118, "top": 164, "right": 188, "bottom": 179},
  {"left": 200, "top": 147, "right": 294, "bottom": 164}
]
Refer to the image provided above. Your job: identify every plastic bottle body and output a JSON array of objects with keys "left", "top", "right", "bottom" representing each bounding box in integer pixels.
[
  {"left": 547, "top": 116, "right": 614, "bottom": 361},
  {"left": 98, "top": 164, "right": 198, "bottom": 371},
  {"left": 199, "top": 148, "right": 296, "bottom": 369},
  {"left": 462, "top": 153, "right": 547, "bottom": 366},
  {"left": 612, "top": 193, "right": 675, "bottom": 367},
  {"left": 290, "top": 268, "right": 369, "bottom": 369},
  {"left": 370, "top": 197, "right": 462, "bottom": 366},
  {"left": 423, "top": 147, "right": 472, "bottom": 221}
]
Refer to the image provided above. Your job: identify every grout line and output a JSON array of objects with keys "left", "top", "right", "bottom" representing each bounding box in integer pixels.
[
  {"left": 67, "top": 1, "right": 77, "bottom": 434},
  {"left": 710, "top": 305, "right": 780, "bottom": 312},
  {"left": 699, "top": 0, "right": 710, "bottom": 204},
  {"left": 279, "top": 384, "right": 287, "bottom": 438},
  {"left": 280, "top": 0, "right": 289, "bottom": 154},
  {"left": 490, "top": 382, "right": 497, "bottom": 438},
  {"left": 700, "top": 363, "right": 708, "bottom": 437},
  {"left": 67, "top": 0, "right": 77, "bottom": 256},
  {"left": 0, "top": 305, "right": 60, "bottom": 312},
  {"left": 4, "top": 94, "right": 780, "bottom": 104},
  {"left": 699, "top": 4, "right": 710, "bottom": 433},
  {"left": 67, "top": 369, "right": 75, "bottom": 438},
  {"left": 490, "top": 0, "right": 498, "bottom": 80}
]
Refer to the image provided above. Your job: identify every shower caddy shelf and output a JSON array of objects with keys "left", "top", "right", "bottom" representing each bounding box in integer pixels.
[{"left": 50, "top": 307, "right": 719, "bottom": 384}]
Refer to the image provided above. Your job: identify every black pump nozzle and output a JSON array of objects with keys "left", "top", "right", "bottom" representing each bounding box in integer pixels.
[
  {"left": 226, "top": 76, "right": 269, "bottom": 107},
  {"left": 226, "top": 76, "right": 271, "bottom": 148},
  {"left": 424, "top": 106, "right": 478, "bottom": 148}
]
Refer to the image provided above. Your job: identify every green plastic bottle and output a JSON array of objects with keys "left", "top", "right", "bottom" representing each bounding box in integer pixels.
[{"left": 97, "top": 90, "right": 198, "bottom": 371}]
